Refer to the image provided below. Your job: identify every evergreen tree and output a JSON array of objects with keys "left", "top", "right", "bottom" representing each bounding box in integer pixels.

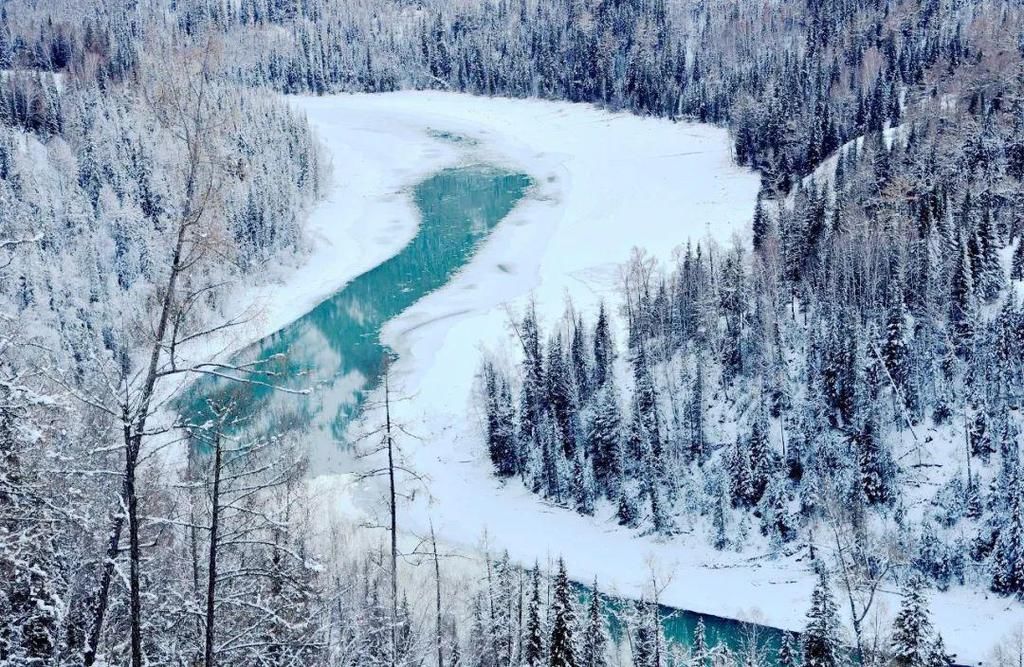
[
  {"left": 571, "top": 316, "right": 591, "bottom": 403},
  {"left": 580, "top": 580, "right": 609, "bottom": 667},
  {"left": 778, "top": 632, "right": 798, "bottom": 667},
  {"left": 882, "top": 285, "right": 914, "bottom": 412},
  {"left": 890, "top": 576, "right": 952, "bottom": 667},
  {"left": 949, "top": 236, "right": 977, "bottom": 356},
  {"left": 856, "top": 417, "right": 892, "bottom": 505},
  {"left": 712, "top": 472, "right": 730, "bottom": 550},
  {"left": 587, "top": 381, "right": 624, "bottom": 498},
  {"left": 752, "top": 193, "right": 770, "bottom": 251},
  {"left": 525, "top": 565, "right": 546, "bottom": 667},
  {"left": 548, "top": 334, "right": 578, "bottom": 460},
  {"left": 759, "top": 472, "right": 796, "bottom": 544},
  {"left": 630, "top": 599, "right": 660, "bottom": 667},
  {"left": 572, "top": 449, "right": 596, "bottom": 515},
  {"left": 990, "top": 479, "right": 1024, "bottom": 596},
  {"left": 520, "top": 304, "right": 546, "bottom": 450},
  {"left": 484, "top": 361, "right": 518, "bottom": 478},
  {"left": 748, "top": 402, "right": 774, "bottom": 503},
  {"left": 692, "top": 618, "right": 710, "bottom": 667},
  {"left": 1011, "top": 236, "right": 1024, "bottom": 281},
  {"left": 802, "top": 567, "right": 841, "bottom": 667},
  {"left": 592, "top": 303, "right": 614, "bottom": 389},
  {"left": 549, "top": 559, "right": 578, "bottom": 667},
  {"left": 730, "top": 438, "right": 755, "bottom": 507},
  {"left": 974, "top": 211, "right": 1004, "bottom": 302},
  {"left": 686, "top": 355, "right": 707, "bottom": 463}
]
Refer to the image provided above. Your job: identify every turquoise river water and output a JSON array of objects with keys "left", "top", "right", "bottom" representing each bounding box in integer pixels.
[{"left": 182, "top": 162, "right": 793, "bottom": 661}]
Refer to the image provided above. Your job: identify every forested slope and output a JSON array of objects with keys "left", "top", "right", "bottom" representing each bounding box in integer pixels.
[{"left": 1, "top": 0, "right": 1023, "bottom": 665}]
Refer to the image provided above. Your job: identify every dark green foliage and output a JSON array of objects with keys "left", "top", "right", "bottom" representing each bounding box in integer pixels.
[
  {"left": 802, "top": 568, "right": 841, "bottom": 667},
  {"left": 891, "top": 577, "right": 953, "bottom": 667},
  {"left": 548, "top": 560, "right": 577, "bottom": 667},
  {"left": 580, "top": 581, "right": 608, "bottom": 667}
]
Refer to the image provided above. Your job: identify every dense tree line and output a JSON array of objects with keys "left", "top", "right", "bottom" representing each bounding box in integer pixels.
[
  {"left": 483, "top": 171, "right": 1024, "bottom": 599},
  {"left": 2, "top": 0, "right": 1024, "bottom": 663}
]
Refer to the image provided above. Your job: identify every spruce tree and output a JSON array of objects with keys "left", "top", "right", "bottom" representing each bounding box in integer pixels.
[
  {"left": 856, "top": 418, "right": 892, "bottom": 505},
  {"left": 752, "top": 192, "right": 770, "bottom": 251},
  {"left": 571, "top": 316, "right": 591, "bottom": 403},
  {"left": 975, "top": 211, "right": 1004, "bottom": 302},
  {"left": 692, "top": 618, "right": 710, "bottom": 667},
  {"left": 484, "top": 361, "right": 518, "bottom": 478},
  {"left": 617, "top": 479, "right": 640, "bottom": 528},
  {"left": 990, "top": 479, "right": 1024, "bottom": 597},
  {"left": 547, "top": 334, "right": 578, "bottom": 460},
  {"left": 712, "top": 473, "right": 730, "bottom": 550},
  {"left": 580, "top": 580, "right": 608, "bottom": 667},
  {"left": 686, "top": 355, "right": 707, "bottom": 463},
  {"left": 630, "top": 600, "right": 660, "bottom": 667},
  {"left": 760, "top": 472, "right": 796, "bottom": 543},
  {"left": 890, "top": 576, "right": 952, "bottom": 667},
  {"left": 882, "top": 285, "right": 914, "bottom": 411},
  {"left": 748, "top": 402, "right": 774, "bottom": 503},
  {"left": 778, "top": 632, "right": 798, "bottom": 667},
  {"left": 1011, "top": 236, "right": 1024, "bottom": 281},
  {"left": 572, "top": 449, "right": 596, "bottom": 516},
  {"left": 520, "top": 304, "right": 546, "bottom": 447},
  {"left": 730, "top": 438, "right": 755, "bottom": 507},
  {"left": 525, "top": 565, "right": 546, "bottom": 667},
  {"left": 549, "top": 559, "right": 578, "bottom": 667},
  {"left": 587, "top": 382, "right": 624, "bottom": 498},
  {"left": 592, "top": 303, "right": 613, "bottom": 389},
  {"left": 802, "top": 567, "right": 841, "bottom": 667},
  {"left": 949, "top": 236, "right": 976, "bottom": 356}
]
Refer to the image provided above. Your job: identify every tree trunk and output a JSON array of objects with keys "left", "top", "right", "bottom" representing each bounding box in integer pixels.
[
  {"left": 385, "top": 369, "right": 399, "bottom": 666},
  {"left": 204, "top": 429, "right": 223, "bottom": 667},
  {"left": 431, "top": 524, "right": 443, "bottom": 667},
  {"left": 84, "top": 189, "right": 192, "bottom": 667},
  {"left": 126, "top": 441, "right": 143, "bottom": 667}
]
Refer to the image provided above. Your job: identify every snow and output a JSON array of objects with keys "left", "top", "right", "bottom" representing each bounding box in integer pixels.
[{"left": 206, "top": 91, "right": 1020, "bottom": 661}]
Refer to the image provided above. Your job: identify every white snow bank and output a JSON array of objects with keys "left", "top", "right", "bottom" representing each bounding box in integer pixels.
[{"left": 218, "top": 91, "right": 1017, "bottom": 661}]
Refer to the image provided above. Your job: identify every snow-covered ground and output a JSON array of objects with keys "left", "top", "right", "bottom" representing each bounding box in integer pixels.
[{"left": 211, "top": 91, "right": 1019, "bottom": 662}]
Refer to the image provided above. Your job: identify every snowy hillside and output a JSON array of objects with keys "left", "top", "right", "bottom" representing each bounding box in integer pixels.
[{"left": 225, "top": 92, "right": 1022, "bottom": 662}]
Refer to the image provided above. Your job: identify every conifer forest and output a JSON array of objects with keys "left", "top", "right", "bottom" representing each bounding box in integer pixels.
[{"left": 2, "top": 0, "right": 1024, "bottom": 665}]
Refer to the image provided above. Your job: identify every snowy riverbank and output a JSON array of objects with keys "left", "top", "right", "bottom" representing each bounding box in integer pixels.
[{"left": 213, "top": 92, "right": 1018, "bottom": 662}]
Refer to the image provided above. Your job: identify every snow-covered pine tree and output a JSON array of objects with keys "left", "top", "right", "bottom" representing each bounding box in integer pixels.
[
  {"left": 548, "top": 334, "right": 578, "bottom": 460},
  {"left": 692, "top": 618, "right": 710, "bottom": 667},
  {"left": 802, "top": 567, "right": 842, "bottom": 667},
  {"left": 990, "top": 478, "right": 1024, "bottom": 597},
  {"left": 890, "top": 576, "right": 952, "bottom": 667},
  {"left": 974, "top": 211, "right": 1004, "bottom": 303},
  {"left": 748, "top": 401, "right": 774, "bottom": 503},
  {"left": 587, "top": 381, "right": 624, "bottom": 499},
  {"left": 778, "top": 632, "right": 797, "bottom": 667},
  {"left": 1011, "top": 236, "right": 1024, "bottom": 281},
  {"left": 592, "top": 302, "right": 614, "bottom": 390},
  {"left": 580, "top": 580, "right": 609, "bottom": 667},
  {"left": 484, "top": 361, "right": 518, "bottom": 478},
  {"left": 882, "top": 282, "right": 915, "bottom": 413},
  {"left": 759, "top": 472, "right": 796, "bottom": 544},
  {"left": 730, "top": 438, "right": 755, "bottom": 508},
  {"left": 571, "top": 316, "right": 592, "bottom": 404},
  {"left": 548, "top": 559, "right": 578, "bottom": 667},
  {"left": 572, "top": 448, "right": 596, "bottom": 515},
  {"left": 752, "top": 192, "right": 770, "bottom": 252},
  {"left": 525, "top": 565, "right": 546, "bottom": 667},
  {"left": 519, "top": 304, "right": 546, "bottom": 462},
  {"left": 629, "top": 599, "right": 660, "bottom": 667},
  {"left": 856, "top": 417, "right": 892, "bottom": 505},
  {"left": 949, "top": 235, "right": 977, "bottom": 357},
  {"left": 685, "top": 354, "right": 707, "bottom": 463}
]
